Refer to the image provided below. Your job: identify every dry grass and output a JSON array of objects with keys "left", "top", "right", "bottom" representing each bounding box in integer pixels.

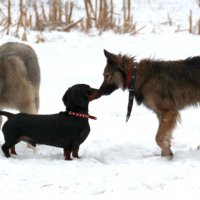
[
  {"left": 0, "top": 0, "right": 199, "bottom": 41},
  {"left": 0, "top": 0, "right": 140, "bottom": 40}
]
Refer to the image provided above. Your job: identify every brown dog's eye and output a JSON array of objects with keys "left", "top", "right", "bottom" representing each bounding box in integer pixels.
[{"left": 105, "top": 73, "right": 112, "bottom": 81}]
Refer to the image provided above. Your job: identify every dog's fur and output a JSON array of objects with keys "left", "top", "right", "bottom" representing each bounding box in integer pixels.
[
  {"left": 0, "top": 84, "right": 98, "bottom": 160},
  {"left": 0, "top": 42, "right": 40, "bottom": 116},
  {"left": 98, "top": 49, "right": 200, "bottom": 159}
]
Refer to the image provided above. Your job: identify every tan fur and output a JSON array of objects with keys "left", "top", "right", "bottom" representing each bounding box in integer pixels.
[
  {"left": 0, "top": 42, "right": 40, "bottom": 115},
  {"left": 0, "top": 42, "right": 40, "bottom": 151}
]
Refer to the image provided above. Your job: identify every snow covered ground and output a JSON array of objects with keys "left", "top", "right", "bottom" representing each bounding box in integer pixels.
[{"left": 0, "top": 0, "right": 200, "bottom": 200}]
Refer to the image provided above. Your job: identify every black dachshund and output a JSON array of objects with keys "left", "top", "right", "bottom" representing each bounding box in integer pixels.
[{"left": 0, "top": 84, "right": 99, "bottom": 160}]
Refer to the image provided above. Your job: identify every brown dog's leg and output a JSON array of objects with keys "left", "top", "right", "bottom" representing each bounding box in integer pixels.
[
  {"left": 63, "top": 148, "right": 72, "bottom": 160},
  {"left": 155, "top": 110, "right": 179, "bottom": 159},
  {"left": 72, "top": 147, "right": 80, "bottom": 158}
]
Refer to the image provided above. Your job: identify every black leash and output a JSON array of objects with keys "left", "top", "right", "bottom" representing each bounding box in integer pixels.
[{"left": 126, "top": 63, "right": 137, "bottom": 122}]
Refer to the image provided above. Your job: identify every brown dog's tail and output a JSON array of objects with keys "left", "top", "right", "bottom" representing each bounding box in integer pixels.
[{"left": 0, "top": 111, "right": 14, "bottom": 119}]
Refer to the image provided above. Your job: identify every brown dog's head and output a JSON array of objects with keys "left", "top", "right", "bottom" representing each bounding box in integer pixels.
[
  {"left": 99, "top": 49, "right": 126, "bottom": 95},
  {"left": 62, "top": 84, "right": 101, "bottom": 112}
]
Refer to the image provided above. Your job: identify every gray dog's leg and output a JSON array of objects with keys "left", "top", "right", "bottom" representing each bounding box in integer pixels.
[{"left": 0, "top": 115, "right": 2, "bottom": 128}]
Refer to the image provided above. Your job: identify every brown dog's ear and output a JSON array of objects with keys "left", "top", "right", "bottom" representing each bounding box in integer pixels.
[
  {"left": 104, "top": 49, "right": 121, "bottom": 64},
  {"left": 104, "top": 49, "right": 112, "bottom": 58}
]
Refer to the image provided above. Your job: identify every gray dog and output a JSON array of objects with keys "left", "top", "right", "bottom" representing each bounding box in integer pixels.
[{"left": 0, "top": 42, "right": 40, "bottom": 153}]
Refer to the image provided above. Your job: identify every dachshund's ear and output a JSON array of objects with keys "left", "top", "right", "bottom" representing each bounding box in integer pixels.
[{"left": 62, "top": 87, "right": 71, "bottom": 106}]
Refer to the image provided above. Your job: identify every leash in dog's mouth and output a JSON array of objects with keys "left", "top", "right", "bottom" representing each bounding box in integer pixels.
[{"left": 68, "top": 111, "right": 97, "bottom": 120}]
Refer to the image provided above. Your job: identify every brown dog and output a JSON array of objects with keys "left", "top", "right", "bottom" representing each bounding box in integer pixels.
[
  {"left": 97, "top": 49, "right": 200, "bottom": 159},
  {"left": 0, "top": 42, "right": 40, "bottom": 153}
]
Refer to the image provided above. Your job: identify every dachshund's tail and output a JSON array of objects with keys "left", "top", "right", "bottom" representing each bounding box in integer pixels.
[{"left": 0, "top": 111, "right": 14, "bottom": 119}]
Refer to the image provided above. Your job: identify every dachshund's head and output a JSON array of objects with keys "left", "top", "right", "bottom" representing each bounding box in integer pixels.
[{"left": 62, "top": 84, "right": 101, "bottom": 112}]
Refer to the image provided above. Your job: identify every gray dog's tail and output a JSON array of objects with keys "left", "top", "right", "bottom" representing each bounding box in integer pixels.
[{"left": 0, "top": 111, "right": 14, "bottom": 119}]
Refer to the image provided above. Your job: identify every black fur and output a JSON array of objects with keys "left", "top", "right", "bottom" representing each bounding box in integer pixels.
[{"left": 0, "top": 84, "right": 98, "bottom": 160}]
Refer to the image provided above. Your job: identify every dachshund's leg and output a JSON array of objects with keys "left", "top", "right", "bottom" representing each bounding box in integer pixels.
[
  {"left": 72, "top": 147, "right": 80, "bottom": 158},
  {"left": 10, "top": 146, "right": 17, "bottom": 155},
  {"left": 2, "top": 144, "right": 11, "bottom": 157},
  {"left": 63, "top": 148, "right": 72, "bottom": 160}
]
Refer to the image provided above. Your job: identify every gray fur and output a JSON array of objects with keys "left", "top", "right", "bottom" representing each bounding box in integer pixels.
[{"left": 0, "top": 42, "right": 40, "bottom": 122}]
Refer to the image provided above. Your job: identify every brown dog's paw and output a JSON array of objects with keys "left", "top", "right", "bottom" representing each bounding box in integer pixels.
[{"left": 161, "top": 150, "right": 173, "bottom": 160}]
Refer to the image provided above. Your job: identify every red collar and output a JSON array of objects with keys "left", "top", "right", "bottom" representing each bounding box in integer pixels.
[
  {"left": 124, "top": 63, "right": 138, "bottom": 89},
  {"left": 68, "top": 111, "right": 97, "bottom": 120},
  {"left": 125, "top": 65, "right": 134, "bottom": 89}
]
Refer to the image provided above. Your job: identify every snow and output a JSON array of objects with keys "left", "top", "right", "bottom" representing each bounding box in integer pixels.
[{"left": 1, "top": 0, "right": 200, "bottom": 199}]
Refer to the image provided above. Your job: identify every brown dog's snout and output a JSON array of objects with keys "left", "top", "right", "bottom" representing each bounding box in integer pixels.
[
  {"left": 88, "top": 89, "right": 102, "bottom": 101},
  {"left": 99, "top": 82, "right": 118, "bottom": 96}
]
